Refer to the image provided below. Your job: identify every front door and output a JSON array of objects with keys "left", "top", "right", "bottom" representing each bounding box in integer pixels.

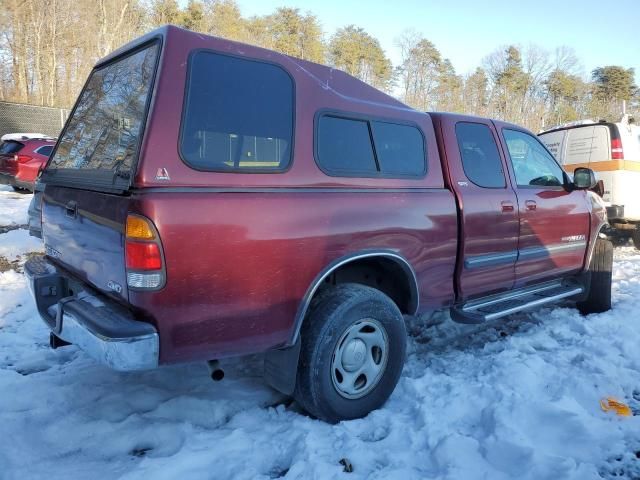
[
  {"left": 498, "top": 126, "right": 590, "bottom": 287},
  {"left": 440, "top": 117, "right": 520, "bottom": 300}
]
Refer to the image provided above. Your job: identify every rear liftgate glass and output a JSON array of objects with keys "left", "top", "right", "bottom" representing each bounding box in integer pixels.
[{"left": 41, "top": 41, "right": 160, "bottom": 192}]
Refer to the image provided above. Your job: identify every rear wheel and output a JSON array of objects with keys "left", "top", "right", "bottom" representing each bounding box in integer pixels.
[
  {"left": 577, "top": 238, "right": 613, "bottom": 314},
  {"left": 294, "top": 284, "right": 406, "bottom": 423}
]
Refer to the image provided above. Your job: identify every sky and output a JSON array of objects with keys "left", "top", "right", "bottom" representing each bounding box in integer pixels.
[{"left": 233, "top": 0, "right": 640, "bottom": 82}]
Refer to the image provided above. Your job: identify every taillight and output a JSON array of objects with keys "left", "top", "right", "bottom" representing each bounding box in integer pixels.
[
  {"left": 125, "top": 214, "right": 165, "bottom": 290},
  {"left": 14, "top": 154, "right": 32, "bottom": 163},
  {"left": 126, "top": 242, "right": 162, "bottom": 270},
  {"left": 611, "top": 138, "right": 624, "bottom": 160}
]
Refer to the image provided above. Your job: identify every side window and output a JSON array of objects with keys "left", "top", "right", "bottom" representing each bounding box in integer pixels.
[
  {"left": 370, "top": 121, "right": 425, "bottom": 176},
  {"left": 316, "top": 115, "right": 426, "bottom": 177},
  {"left": 317, "top": 116, "right": 377, "bottom": 175},
  {"left": 503, "top": 129, "right": 565, "bottom": 187},
  {"left": 180, "top": 51, "right": 294, "bottom": 172},
  {"left": 36, "top": 145, "right": 54, "bottom": 157},
  {"left": 455, "top": 122, "right": 506, "bottom": 188}
]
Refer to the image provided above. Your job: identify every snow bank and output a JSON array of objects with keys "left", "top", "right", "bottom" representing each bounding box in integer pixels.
[
  {"left": 0, "top": 186, "right": 32, "bottom": 226},
  {"left": 0, "top": 195, "right": 639, "bottom": 478},
  {"left": 0, "top": 228, "right": 43, "bottom": 261}
]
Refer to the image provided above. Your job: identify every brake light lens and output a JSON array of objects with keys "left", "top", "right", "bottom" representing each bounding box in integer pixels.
[
  {"left": 125, "top": 214, "right": 165, "bottom": 289},
  {"left": 611, "top": 138, "right": 624, "bottom": 160},
  {"left": 126, "top": 242, "right": 162, "bottom": 270},
  {"left": 14, "top": 154, "right": 32, "bottom": 163}
]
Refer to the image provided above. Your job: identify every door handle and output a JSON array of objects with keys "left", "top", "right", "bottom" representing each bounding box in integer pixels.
[
  {"left": 65, "top": 201, "right": 77, "bottom": 218},
  {"left": 525, "top": 200, "right": 537, "bottom": 211},
  {"left": 500, "top": 201, "right": 514, "bottom": 213}
]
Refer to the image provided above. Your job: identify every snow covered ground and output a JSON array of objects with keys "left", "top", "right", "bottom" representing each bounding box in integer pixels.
[{"left": 1, "top": 185, "right": 639, "bottom": 480}]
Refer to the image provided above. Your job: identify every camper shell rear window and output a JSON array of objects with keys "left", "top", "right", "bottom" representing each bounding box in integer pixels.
[
  {"left": 42, "top": 40, "right": 161, "bottom": 192},
  {"left": 179, "top": 51, "right": 294, "bottom": 173}
]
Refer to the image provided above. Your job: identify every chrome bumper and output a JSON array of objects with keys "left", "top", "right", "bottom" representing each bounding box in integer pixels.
[{"left": 25, "top": 255, "right": 159, "bottom": 371}]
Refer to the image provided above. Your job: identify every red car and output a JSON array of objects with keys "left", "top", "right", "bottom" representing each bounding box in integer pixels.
[
  {"left": 25, "top": 26, "right": 611, "bottom": 423},
  {"left": 0, "top": 135, "right": 55, "bottom": 191}
]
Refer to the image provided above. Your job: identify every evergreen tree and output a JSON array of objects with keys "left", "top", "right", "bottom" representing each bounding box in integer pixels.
[
  {"left": 329, "top": 25, "right": 393, "bottom": 91},
  {"left": 263, "top": 8, "right": 324, "bottom": 63}
]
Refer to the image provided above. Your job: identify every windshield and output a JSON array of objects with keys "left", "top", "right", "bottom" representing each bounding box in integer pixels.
[{"left": 43, "top": 42, "right": 159, "bottom": 190}]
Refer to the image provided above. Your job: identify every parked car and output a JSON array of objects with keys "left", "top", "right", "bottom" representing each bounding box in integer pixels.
[
  {"left": 539, "top": 116, "right": 640, "bottom": 248},
  {"left": 25, "top": 26, "right": 612, "bottom": 423},
  {"left": 0, "top": 134, "right": 55, "bottom": 191}
]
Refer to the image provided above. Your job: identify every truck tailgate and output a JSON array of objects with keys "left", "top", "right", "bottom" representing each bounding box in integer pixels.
[{"left": 42, "top": 185, "right": 130, "bottom": 302}]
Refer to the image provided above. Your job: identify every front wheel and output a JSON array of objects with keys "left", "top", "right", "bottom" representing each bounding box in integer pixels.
[
  {"left": 577, "top": 238, "right": 613, "bottom": 314},
  {"left": 294, "top": 284, "right": 407, "bottom": 423}
]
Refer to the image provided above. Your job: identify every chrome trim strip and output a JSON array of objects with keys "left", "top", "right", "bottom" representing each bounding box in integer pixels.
[
  {"left": 464, "top": 250, "right": 518, "bottom": 269},
  {"left": 518, "top": 241, "right": 587, "bottom": 261},
  {"left": 289, "top": 250, "right": 420, "bottom": 345}
]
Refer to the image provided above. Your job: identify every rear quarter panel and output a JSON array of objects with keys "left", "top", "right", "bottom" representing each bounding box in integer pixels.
[{"left": 131, "top": 190, "right": 457, "bottom": 364}]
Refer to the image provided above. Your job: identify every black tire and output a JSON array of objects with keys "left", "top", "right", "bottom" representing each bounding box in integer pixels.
[
  {"left": 633, "top": 228, "right": 640, "bottom": 250},
  {"left": 577, "top": 238, "right": 613, "bottom": 314},
  {"left": 294, "top": 283, "right": 406, "bottom": 423}
]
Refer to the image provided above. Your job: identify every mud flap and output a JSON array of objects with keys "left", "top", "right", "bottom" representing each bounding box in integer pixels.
[{"left": 263, "top": 337, "right": 301, "bottom": 396}]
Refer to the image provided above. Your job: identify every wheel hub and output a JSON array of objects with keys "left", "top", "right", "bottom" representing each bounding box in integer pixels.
[
  {"left": 341, "top": 338, "right": 367, "bottom": 372},
  {"left": 330, "top": 318, "right": 389, "bottom": 399}
]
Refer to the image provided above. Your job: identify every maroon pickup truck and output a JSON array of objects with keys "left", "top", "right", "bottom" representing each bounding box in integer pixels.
[{"left": 26, "top": 26, "right": 611, "bottom": 423}]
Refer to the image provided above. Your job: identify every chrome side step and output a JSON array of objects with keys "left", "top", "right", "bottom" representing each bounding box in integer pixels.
[{"left": 450, "top": 280, "right": 584, "bottom": 324}]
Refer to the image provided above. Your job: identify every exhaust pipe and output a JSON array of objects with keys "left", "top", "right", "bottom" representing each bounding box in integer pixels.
[
  {"left": 207, "top": 359, "right": 225, "bottom": 381},
  {"left": 50, "top": 332, "right": 71, "bottom": 349}
]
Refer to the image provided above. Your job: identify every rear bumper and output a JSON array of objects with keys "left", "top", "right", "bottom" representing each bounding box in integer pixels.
[
  {"left": 13, "top": 177, "right": 34, "bottom": 191},
  {"left": 25, "top": 255, "right": 159, "bottom": 371},
  {"left": 0, "top": 171, "right": 16, "bottom": 186}
]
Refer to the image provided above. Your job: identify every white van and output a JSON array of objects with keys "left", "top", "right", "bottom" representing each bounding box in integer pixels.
[{"left": 539, "top": 115, "right": 640, "bottom": 248}]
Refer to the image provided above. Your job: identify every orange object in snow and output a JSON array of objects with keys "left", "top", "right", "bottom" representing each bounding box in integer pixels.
[{"left": 600, "top": 397, "right": 632, "bottom": 417}]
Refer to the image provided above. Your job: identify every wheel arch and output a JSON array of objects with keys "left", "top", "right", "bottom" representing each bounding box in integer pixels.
[
  {"left": 585, "top": 198, "right": 610, "bottom": 269},
  {"left": 289, "top": 250, "right": 419, "bottom": 345}
]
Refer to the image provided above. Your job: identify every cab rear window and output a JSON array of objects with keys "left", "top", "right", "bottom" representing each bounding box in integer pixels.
[
  {"left": 43, "top": 42, "right": 160, "bottom": 190},
  {"left": 180, "top": 51, "right": 294, "bottom": 172}
]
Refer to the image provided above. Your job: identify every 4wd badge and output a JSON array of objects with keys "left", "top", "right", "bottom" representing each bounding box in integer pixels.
[{"left": 155, "top": 168, "right": 170, "bottom": 181}]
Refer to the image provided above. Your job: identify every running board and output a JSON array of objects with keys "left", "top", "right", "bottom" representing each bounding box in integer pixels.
[{"left": 450, "top": 281, "right": 584, "bottom": 324}]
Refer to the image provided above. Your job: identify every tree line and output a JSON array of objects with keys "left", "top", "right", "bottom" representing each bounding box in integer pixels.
[{"left": 1, "top": 0, "right": 637, "bottom": 132}]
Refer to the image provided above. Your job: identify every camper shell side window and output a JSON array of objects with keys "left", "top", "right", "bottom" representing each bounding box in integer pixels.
[{"left": 179, "top": 51, "right": 295, "bottom": 173}]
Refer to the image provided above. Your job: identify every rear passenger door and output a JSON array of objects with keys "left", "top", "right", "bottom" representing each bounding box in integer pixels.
[
  {"left": 499, "top": 127, "right": 590, "bottom": 287},
  {"left": 441, "top": 117, "right": 520, "bottom": 300}
]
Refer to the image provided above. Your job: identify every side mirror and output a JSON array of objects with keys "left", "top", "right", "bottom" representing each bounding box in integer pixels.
[
  {"left": 573, "top": 167, "right": 596, "bottom": 190},
  {"left": 590, "top": 179, "right": 605, "bottom": 198}
]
